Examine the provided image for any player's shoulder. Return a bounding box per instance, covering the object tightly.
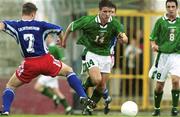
[111,17,121,25]
[79,15,96,21]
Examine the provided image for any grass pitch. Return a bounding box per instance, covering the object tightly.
[4,114,175,117]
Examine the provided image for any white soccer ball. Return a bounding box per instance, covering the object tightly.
[121,101,138,116]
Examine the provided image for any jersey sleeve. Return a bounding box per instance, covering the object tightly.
[113,19,125,36]
[3,20,19,40]
[70,16,90,32]
[41,21,63,34]
[150,18,161,41]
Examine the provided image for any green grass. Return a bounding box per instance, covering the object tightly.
[2,114,175,117]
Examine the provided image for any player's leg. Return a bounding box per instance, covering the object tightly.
[91,56,112,107]
[83,53,111,115]
[45,77,72,113]
[34,76,56,101]
[82,67,102,115]
[171,75,179,116]
[152,81,164,116]
[101,73,112,114]
[52,88,72,114]
[81,52,102,91]
[149,53,169,116]
[1,73,24,115]
[83,76,95,93]
[58,62,96,109]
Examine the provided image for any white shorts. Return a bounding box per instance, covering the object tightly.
[81,51,112,73]
[37,75,59,88]
[149,53,180,82]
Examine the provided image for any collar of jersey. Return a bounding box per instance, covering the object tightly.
[95,15,112,28]
[163,13,179,23]
[21,19,34,21]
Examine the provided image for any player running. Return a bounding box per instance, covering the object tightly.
[62,0,128,115]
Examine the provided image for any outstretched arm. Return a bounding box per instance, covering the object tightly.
[0,22,5,30]
[117,32,128,44]
[61,23,72,48]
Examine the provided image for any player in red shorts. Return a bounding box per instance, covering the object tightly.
[0,2,95,116]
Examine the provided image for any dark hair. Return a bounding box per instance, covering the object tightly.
[99,0,113,10]
[111,3,117,11]
[166,0,178,6]
[22,2,38,15]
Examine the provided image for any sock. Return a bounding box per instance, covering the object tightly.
[83,77,95,90]
[171,89,179,108]
[2,88,15,112]
[67,72,87,97]
[59,98,69,108]
[41,87,55,99]
[91,89,103,104]
[103,89,109,100]
[154,90,163,109]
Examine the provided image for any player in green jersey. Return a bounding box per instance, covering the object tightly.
[34,35,72,114]
[62,0,128,115]
[149,0,180,116]
[81,3,117,115]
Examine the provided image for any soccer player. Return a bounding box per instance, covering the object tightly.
[34,35,72,114]
[82,3,118,115]
[0,2,95,116]
[149,0,180,116]
[62,0,128,115]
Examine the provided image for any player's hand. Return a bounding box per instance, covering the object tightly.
[56,39,65,48]
[117,32,128,44]
[151,44,159,52]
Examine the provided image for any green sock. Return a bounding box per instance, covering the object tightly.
[41,87,54,99]
[171,89,180,108]
[59,98,69,108]
[154,91,163,108]
[83,77,95,90]
[90,89,103,104]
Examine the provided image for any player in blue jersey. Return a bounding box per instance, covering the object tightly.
[0,2,95,116]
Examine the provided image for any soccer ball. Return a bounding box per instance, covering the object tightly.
[121,101,138,116]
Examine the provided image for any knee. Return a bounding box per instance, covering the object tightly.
[34,83,42,92]
[172,78,179,89]
[92,77,102,86]
[62,66,73,76]
[155,82,164,92]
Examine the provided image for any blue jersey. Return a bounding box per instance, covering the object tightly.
[3,20,63,58]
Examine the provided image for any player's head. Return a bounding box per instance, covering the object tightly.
[111,3,117,16]
[22,2,38,18]
[98,0,113,22]
[165,0,178,17]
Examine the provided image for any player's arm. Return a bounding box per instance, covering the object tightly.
[117,32,128,44]
[62,23,72,48]
[150,40,159,52]
[56,30,64,47]
[0,21,5,30]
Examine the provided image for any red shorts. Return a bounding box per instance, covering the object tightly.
[16,54,62,83]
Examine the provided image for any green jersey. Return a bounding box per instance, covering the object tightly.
[150,15,180,53]
[70,15,124,56]
[48,44,64,60]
